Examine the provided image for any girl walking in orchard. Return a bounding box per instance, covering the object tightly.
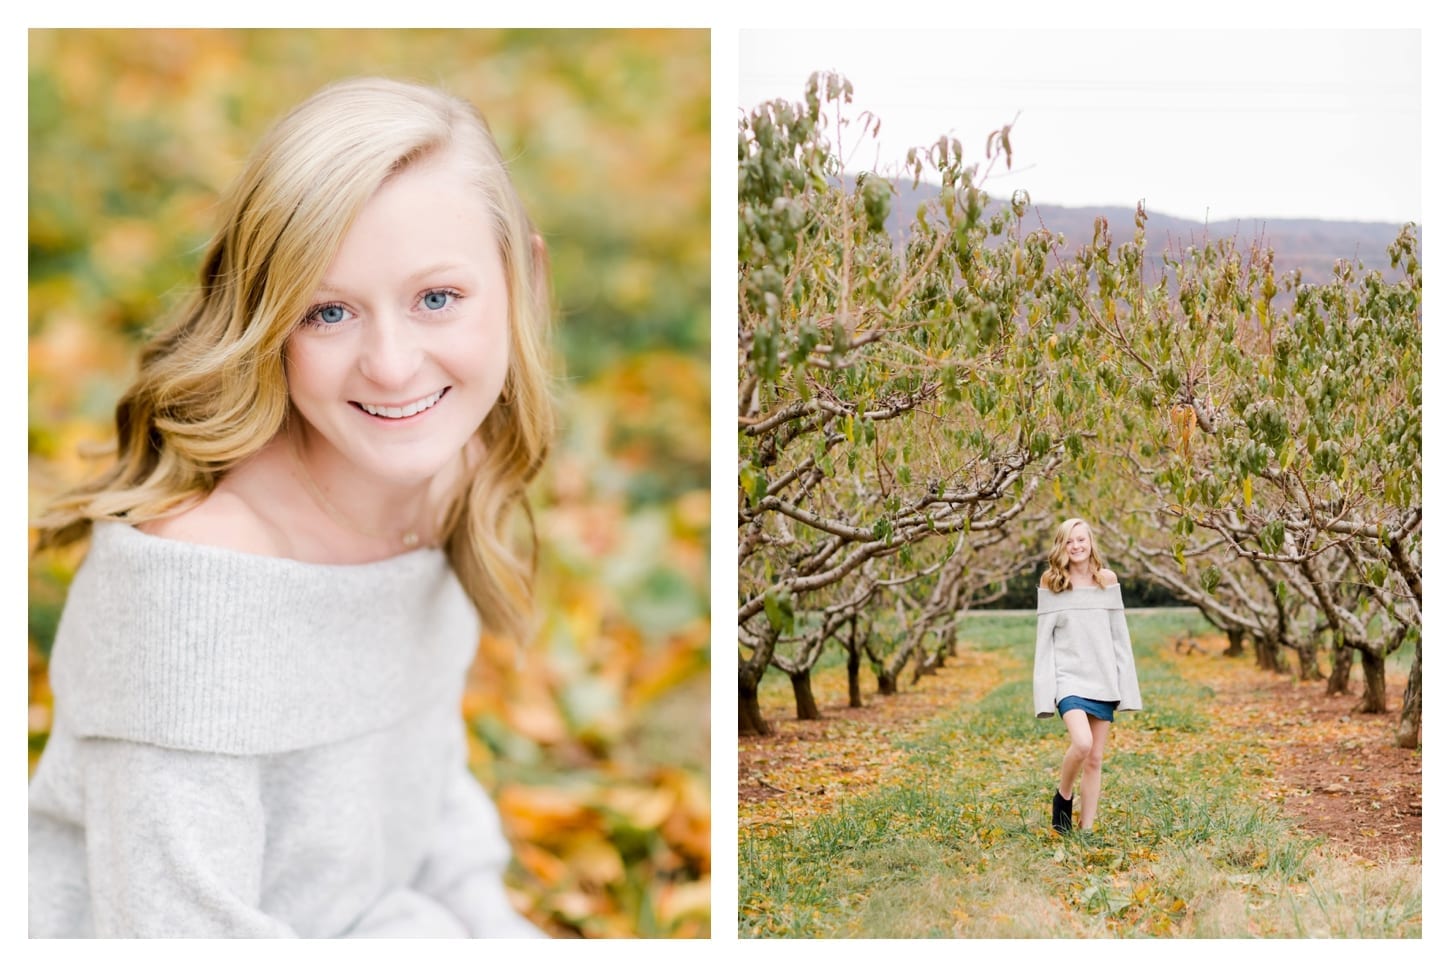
[1034,518,1143,834]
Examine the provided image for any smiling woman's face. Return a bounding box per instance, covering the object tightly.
[1066,523,1092,565]
[283,147,510,487]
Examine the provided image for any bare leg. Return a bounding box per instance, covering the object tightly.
[1057,709,1093,799]
[1077,717,1112,830]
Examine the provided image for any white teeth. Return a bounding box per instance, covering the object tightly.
[359,389,444,419]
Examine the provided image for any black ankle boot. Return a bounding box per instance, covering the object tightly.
[1052,790,1073,833]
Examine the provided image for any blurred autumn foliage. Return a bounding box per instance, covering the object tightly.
[28,29,709,938]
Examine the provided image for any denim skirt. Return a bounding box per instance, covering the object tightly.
[1057,695,1119,722]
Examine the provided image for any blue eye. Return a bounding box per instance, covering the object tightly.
[303,303,349,327]
[422,290,457,311]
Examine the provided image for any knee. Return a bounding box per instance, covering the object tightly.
[1067,735,1093,760]
[1084,748,1105,772]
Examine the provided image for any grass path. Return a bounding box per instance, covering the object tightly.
[737,610,1421,938]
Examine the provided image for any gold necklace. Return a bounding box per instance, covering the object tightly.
[289,433,423,549]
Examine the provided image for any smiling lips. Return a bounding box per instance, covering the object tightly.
[354,387,448,420]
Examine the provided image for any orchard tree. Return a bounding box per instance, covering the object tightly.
[764,565,884,720]
[737,73,1096,735]
[1079,206,1421,745]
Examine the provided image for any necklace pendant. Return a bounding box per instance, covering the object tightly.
[402,531,420,548]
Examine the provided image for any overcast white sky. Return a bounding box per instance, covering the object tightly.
[740,28,1421,224]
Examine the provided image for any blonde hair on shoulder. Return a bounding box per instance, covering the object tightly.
[34,76,555,644]
[1041,517,1110,593]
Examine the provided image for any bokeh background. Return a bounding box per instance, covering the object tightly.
[27,28,709,938]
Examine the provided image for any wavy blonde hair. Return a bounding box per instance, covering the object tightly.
[34,77,555,643]
[1040,517,1111,593]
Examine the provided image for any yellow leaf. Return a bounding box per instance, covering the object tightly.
[600,785,677,830]
[498,785,598,840]
[566,837,626,886]
[654,879,711,927]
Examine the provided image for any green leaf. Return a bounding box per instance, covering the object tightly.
[1200,565,1221,595]
[763,587,794,634]
[740,464,768,503]
[1259,520,1285,555]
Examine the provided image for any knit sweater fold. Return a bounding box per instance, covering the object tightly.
[29,522,543,939]
[1032,584,1143,719]
[49,521,473,755]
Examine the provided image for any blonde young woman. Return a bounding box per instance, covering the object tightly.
[29,78,553,938]
[1034,518,1142,835]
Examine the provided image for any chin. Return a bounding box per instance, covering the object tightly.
[351,443,465,487]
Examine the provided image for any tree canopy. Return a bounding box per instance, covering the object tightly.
[737,73,1420,747]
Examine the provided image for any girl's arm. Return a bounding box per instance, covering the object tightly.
[78,737,479,938]
[410,727,545,938]
[1108,608,1144,711]
[1032,609,1058,719]
[80,738,298,937]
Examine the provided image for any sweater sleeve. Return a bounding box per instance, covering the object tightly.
[80,738,297,938]
[341,888,472,937]
[1032,610,1058,719]
[410,743,544,937]
[1109,607,1144,712]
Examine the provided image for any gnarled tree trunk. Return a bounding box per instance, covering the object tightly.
[846,632,863,708]
[910,649,942,685]
[1395,636,1421,748]
[789,669,820,720]
[1253,633,1286,674]
[739,671,773,736]
[1354,649,1387,714]
[1224,627,1244,658]
[1326,634,1354,696]
[1291,640,1324,681]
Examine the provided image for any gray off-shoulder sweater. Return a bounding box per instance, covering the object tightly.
[29,521,544,938]
[1032,584,1143,719]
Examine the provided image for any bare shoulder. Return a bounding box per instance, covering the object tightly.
[1098,568,1120,587]
[1039,571,1052,589]
[138,487,287,557]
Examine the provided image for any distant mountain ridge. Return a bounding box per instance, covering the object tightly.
[883,178,1413,287]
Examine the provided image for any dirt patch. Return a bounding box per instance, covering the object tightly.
[1177,645,1421,862]
[738,702,883,803]
[739,650,1004,825]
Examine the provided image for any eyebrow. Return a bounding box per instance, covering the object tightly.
[312,261,476,296]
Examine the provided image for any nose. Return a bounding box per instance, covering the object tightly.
[358,314,423,388]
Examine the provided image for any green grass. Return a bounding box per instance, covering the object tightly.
[738,609,1421,938]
